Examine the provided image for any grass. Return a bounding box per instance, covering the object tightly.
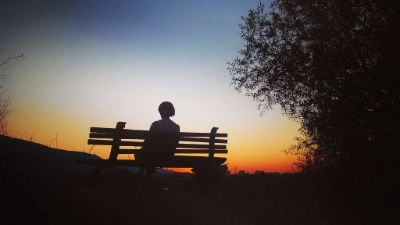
[0,135,388,225]
[2,168,363,225]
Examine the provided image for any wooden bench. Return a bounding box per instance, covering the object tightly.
[81,122,229,179]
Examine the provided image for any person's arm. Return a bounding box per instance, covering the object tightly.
[149,121,158,132]
[141,121,157,150]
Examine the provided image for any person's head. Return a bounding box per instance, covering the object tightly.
[158,101,175,119]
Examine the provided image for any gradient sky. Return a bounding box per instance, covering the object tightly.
[1,0,300,173]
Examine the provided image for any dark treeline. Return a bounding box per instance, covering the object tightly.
[229,1,399,223]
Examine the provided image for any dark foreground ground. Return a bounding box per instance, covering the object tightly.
[0,135,389,225]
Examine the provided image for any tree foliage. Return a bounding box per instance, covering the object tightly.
[228,0,400,173]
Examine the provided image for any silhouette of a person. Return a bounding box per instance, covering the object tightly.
[138,101,180,186]
[149,101,180,133]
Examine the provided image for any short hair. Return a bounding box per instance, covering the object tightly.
[158,101,175,118]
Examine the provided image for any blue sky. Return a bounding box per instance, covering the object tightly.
[1,0,300,173]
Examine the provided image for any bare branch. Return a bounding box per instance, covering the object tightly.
[0,54,24,67]
[0,53,23,135]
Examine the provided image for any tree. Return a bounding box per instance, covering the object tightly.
[0,54,23,135]
[228,0,400,174]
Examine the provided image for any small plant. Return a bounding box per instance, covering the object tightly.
[0,54,23,135]
[0,94,11,135]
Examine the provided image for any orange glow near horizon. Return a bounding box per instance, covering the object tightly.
[8,105,301,174]
[3,0,301,174]
[7,85,301,174]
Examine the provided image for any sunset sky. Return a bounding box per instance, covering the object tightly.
[1,0,300,173]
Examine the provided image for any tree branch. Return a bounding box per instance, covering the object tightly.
[0,54,24,67]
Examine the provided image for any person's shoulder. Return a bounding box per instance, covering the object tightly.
[150,120,161,131]
[170,119,179,126]
[172,120,180,131]
[152,119,162,125]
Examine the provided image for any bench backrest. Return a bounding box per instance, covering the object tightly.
[87,122,228,160]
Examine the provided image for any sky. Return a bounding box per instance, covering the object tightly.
[1,0,300,173]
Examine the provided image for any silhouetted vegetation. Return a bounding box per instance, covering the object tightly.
[2,135,371,225]
[229,1,398,221]
[0,54,23,134]
[229,0,399,174]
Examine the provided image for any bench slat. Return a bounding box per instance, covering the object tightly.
[90,128,149,139]
[115,149,228,154]
[89,133,117,139]
[89,134,227,144]
[90,127,117,133]
[179,137,227,143]
[177,143,226,149]
[88,139,227,150]
[78,156,227,168]
[89,132,147,139]
[153,156,227,167]
[90,127,227,138]
[180,132,227,138]
[88,139,143,146]
[175,149,228,154]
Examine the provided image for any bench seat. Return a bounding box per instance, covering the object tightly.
[83,122,229,179]
[79,156,226,168]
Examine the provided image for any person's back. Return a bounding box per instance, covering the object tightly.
[142,101,180,159]
[138,101,180,185]
[149,118,180,133]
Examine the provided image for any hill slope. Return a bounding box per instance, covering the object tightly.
[0,135,101,175]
